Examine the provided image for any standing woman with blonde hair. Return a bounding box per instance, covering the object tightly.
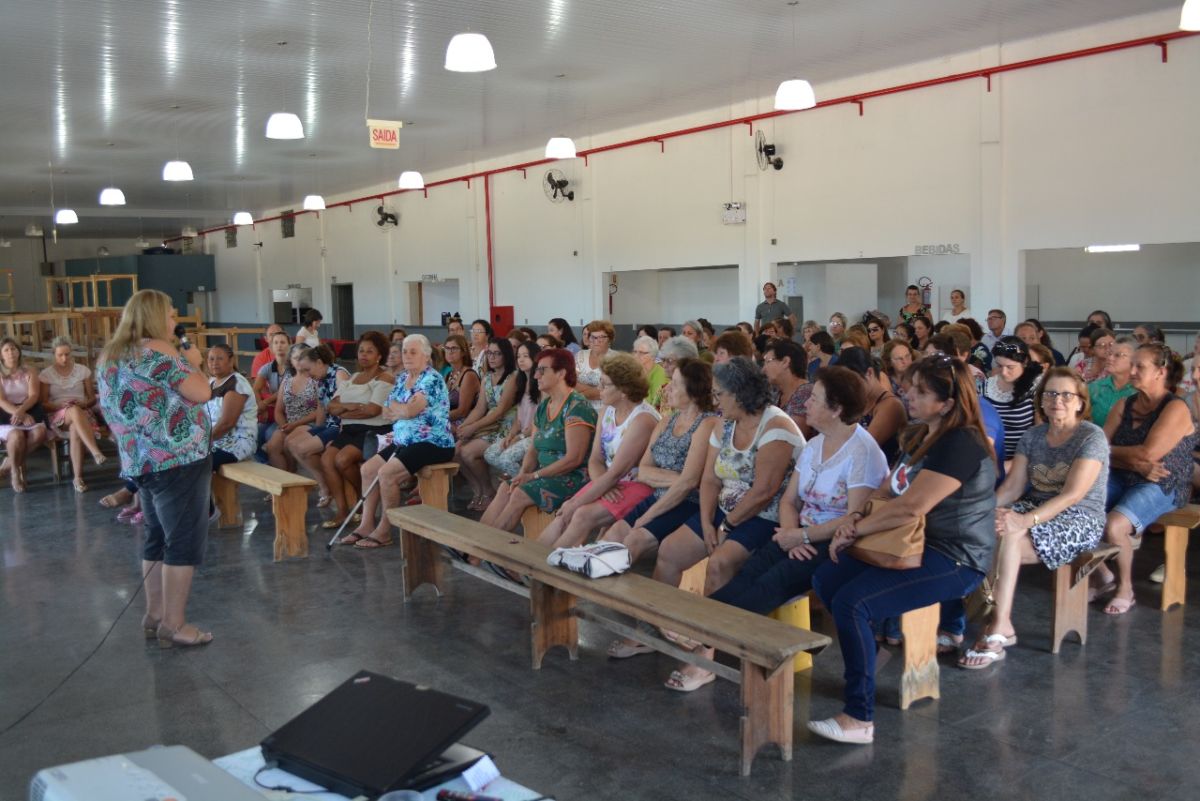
[0,337,48,492]
[97,289,214,647]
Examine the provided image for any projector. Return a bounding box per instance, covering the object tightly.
[29,745,264,801]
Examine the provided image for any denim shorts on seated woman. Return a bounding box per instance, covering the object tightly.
[682,507,777,552]
[1106,474,1180,535]
[622,497,700,542]
[308,423,341,446]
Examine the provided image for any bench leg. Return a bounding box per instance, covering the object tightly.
[1162,525,1189,611]
[739,660,793,777]
[529,580,577,669]
[271,487,311,561]
[899,603,940,710]
[1051,563,1088,653]
[679,557,709,595]
[400,527,444,599]
[417,471,451,512]
[520,507,553,539]
[211,472,243,528]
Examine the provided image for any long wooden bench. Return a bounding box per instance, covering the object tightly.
[212,462,318,560]
[1051,544,1120,652]
[388,504,831,776]
[1155,505,1200,611]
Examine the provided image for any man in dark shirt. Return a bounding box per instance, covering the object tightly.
[754,282,795,335]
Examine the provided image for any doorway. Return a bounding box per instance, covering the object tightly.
[331,283,355,340]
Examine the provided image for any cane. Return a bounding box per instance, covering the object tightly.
[326,450,398,550]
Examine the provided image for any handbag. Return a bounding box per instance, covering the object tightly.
[846,498,925,569]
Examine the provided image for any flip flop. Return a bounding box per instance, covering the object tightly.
[664,668,715,692]
[958,632,1015,669]
[1103,596,1136,616]
[337,532,365,545]
[607,640,653,659]
[354,536,394,549]
[936,633,964,654]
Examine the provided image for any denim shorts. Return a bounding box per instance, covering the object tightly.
[622,497,700,542]
[308,423,341,446]
[682,506,777,551]
[1106,474,1179,534]
[134,455,212,566]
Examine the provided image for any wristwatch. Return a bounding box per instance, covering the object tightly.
[801,528,812,546]
[717,520,731,536]
[533,471,541,481]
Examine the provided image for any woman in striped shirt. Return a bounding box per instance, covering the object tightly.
[983,337,1043,463]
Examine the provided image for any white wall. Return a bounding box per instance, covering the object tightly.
[209,9,1200,330]
[420,280,460,326]
[607,267,738,327]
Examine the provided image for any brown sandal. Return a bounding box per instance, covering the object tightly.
[354,535,394,549]
[156,623,214,649]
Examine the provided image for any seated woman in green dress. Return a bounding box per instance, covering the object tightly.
[480,348,598,532]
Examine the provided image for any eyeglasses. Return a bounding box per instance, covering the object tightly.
[1043,390,1080,404]
[534,366,552,376]
[987,314,1004,321]
[589,334,610,342]
[471,328,487,335]
[867,327,882,334]
[486,349,503,357]
[761,357,778,364]
[444,345,461,352]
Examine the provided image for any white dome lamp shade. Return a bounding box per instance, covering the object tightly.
[445,32,496,72]
[1183,0,1200,30]
[265,112,305,140]
[98,187,126,206]
[162,160,194,181]
[774,78,817,111]
[302,194,326,211]
[55,208,79,225]
[398,171,425,190]
[544,136,577,159]
[232,211,254,226]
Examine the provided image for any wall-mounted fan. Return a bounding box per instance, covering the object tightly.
[544,169,575,202]
[755,129,784,171]
[375,204,399,229]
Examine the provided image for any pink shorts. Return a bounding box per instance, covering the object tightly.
[582,480,655,520]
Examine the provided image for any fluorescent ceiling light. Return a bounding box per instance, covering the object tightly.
[398,171,425,190]
[303,194,326,211]
[445,33,496,72]
[98,187,126,206]
[774,78,817,111]
[265,112,305,139]
[55,209,79,225]
[232,211,254,226]
[1182,0,1200,31]
[162,160,194,181]
[545,137,577,159]
[1084,244,1140,253]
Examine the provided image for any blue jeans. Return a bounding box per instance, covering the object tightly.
[813,548,985,722]
[709,541,829,615]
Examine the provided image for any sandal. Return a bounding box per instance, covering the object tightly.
[141,615,161,639]
[156,623,214,649]
[664,668,716,692]
[129,511,145,525]
[321,518,348,530]
[354,535,394,549]
[92,452,108,466]
[936,632,964,654]
[1103,596,1136,616]
[0,457,9,477]
[337,532,365,545]
[116,506,139,522]
[957,633,1014,669]
[607,639,653,659]
[316,495,333,508]
[73,478,88,494]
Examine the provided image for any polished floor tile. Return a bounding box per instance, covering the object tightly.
[3,464,1200,800]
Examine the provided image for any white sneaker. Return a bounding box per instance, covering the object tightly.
[807,717,874,744]
[1150,563,1165,583]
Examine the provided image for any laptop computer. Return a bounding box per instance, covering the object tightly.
[260,670,490,799]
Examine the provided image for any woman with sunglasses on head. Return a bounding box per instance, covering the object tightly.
[456,337,519,511]
[1090,343,1195,615]
[960,368,1109,668]
[984,336,1043,463]
[807,355,995,743]
[864,315,890,359]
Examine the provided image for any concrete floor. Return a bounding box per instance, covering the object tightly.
[3,460,1200,801]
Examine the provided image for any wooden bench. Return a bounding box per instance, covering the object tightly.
[520,507,554,539]
[388,505,830,776]
[415,462,459,511]
[1051,544,1120,653]
[899,603,939,709]
[212,462,318,560]
[1155,505,1200,611]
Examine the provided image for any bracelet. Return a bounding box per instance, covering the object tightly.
[850,510,864,521]
[1032,513,1041,527]
[801,528,812,546]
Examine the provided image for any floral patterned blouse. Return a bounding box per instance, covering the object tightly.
[390,367,454,449]
[98,346,211,478]
[708,405,806,522]
[280,373,319,423]
[315,365,351,428]
[598,402,660,481]
[532,391,598,469]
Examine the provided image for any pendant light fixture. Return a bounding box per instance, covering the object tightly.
[162,105,194,181]
[398,171,425,190]
[98,142,126,205]
[232,211,254,226]
[774,2,817,111]
[55,209,79,225]
[266,42,306,139]
[1183,0,1200,30]
[545,136,577,160]
[302,153,325,210]
[445,32,496,72]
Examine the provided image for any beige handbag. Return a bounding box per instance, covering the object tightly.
[847,498,925,570]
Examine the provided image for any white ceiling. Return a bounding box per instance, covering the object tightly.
[0,0,1180,240]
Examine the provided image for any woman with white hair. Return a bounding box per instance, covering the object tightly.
[631,335,668,407]
[340,334,454,549]
[39,335,106,492]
